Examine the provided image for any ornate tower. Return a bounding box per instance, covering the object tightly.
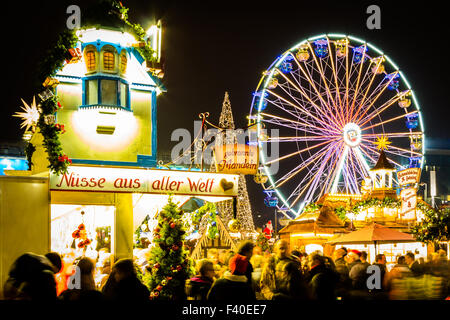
[214,92,255,234]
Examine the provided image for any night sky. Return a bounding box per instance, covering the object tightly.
[2,1,449,228]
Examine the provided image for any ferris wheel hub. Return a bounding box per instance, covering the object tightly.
[342,123,362,147]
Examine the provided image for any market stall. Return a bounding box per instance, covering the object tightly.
[327,222,426,265]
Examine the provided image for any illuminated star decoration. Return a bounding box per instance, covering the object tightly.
[13,96,41,132]
[375,135,391,150]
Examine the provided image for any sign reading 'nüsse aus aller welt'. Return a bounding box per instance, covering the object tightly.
[50,166,239,196]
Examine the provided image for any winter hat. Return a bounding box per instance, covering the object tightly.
[229,254,249,275]
[347,249,361,259]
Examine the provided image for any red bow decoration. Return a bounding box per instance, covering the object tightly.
[58,154,72,164]
[55,123,66,134]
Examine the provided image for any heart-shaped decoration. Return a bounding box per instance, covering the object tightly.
[220,179,234,191]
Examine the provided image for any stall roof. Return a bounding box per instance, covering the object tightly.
[327,222,416,244]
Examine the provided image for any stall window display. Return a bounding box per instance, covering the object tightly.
[51,204,114,260]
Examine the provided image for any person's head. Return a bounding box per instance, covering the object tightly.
[197,259,215,280]
[274,240,289,259]
[112,259,137,282]
[207,248,219,262]
[291,250,301,259]
[101,258,111,274]
[333,247,347,261]
[76,257,95,276]
[228,254,248,276]
[253,246,262,256]
[45,252,63,274]
[405,252,415,265]
[308,253,325,269]
[72,257,96,290]
[375,254,386,265]
[360,251,368,262]
[237,241,255,260]
[346,250,361,263]
[397,255,406,265]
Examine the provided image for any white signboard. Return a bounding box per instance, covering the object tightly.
[397,168,421,186]
[214,144,259,175]
[400,188,417,217]
[50,166,239,197]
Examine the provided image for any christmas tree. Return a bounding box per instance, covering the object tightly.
[144,196,194,300]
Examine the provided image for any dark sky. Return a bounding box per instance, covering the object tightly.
[2,1,449,228]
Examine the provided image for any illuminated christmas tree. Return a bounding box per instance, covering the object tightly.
[144,196,194,300]
[214,92,256,234]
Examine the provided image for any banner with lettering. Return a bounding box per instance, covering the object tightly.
[397,168,421,186]
[214,144,259,175]
[400,188,417,217]
[50,166,239,196]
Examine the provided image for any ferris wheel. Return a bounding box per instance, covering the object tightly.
[249,34,425,218]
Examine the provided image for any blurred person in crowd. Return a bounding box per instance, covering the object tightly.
[405,252,424,277]
[207,254,256,301]
[260,239,300,300]
[3,253,57,301]
[59,257,104,301]
[185,259,215,300]
[333,247,350,299]
[360,251,370,268]
[236,240,255,285]
[250,254,264,299]
[207,248,219,264]
[102,258,150,302]
[215,249,235,278]
[272,259,310,300]
[45,252,66,296]
[97,256,111,290]
[368,254,388,299]
[305,253,338,300]
[384,255,411,298]
[346,249,369,299]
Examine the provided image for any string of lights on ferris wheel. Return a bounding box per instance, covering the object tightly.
[249,33,425,218]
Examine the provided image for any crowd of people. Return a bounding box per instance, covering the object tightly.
[2,239,450,301]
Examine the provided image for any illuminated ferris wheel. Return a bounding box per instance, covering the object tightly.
[249,34,425,217]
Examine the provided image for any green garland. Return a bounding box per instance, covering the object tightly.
[25,1,157,175]
[331,197,401,221]
[335,206,347,221]
[350,197,401,215]
[411,203,449,244]
[191,202,218,240]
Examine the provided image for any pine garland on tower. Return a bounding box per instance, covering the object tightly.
[144,196,194,300]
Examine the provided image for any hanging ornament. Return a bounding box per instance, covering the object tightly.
[55,124,66,134]
[170,222,176,229]
[44,114,56,125]
[38,88,54,102]
[42,77,60,88]
[65,48,82,64]
[228,219,241,232]
[13,96,41,132]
